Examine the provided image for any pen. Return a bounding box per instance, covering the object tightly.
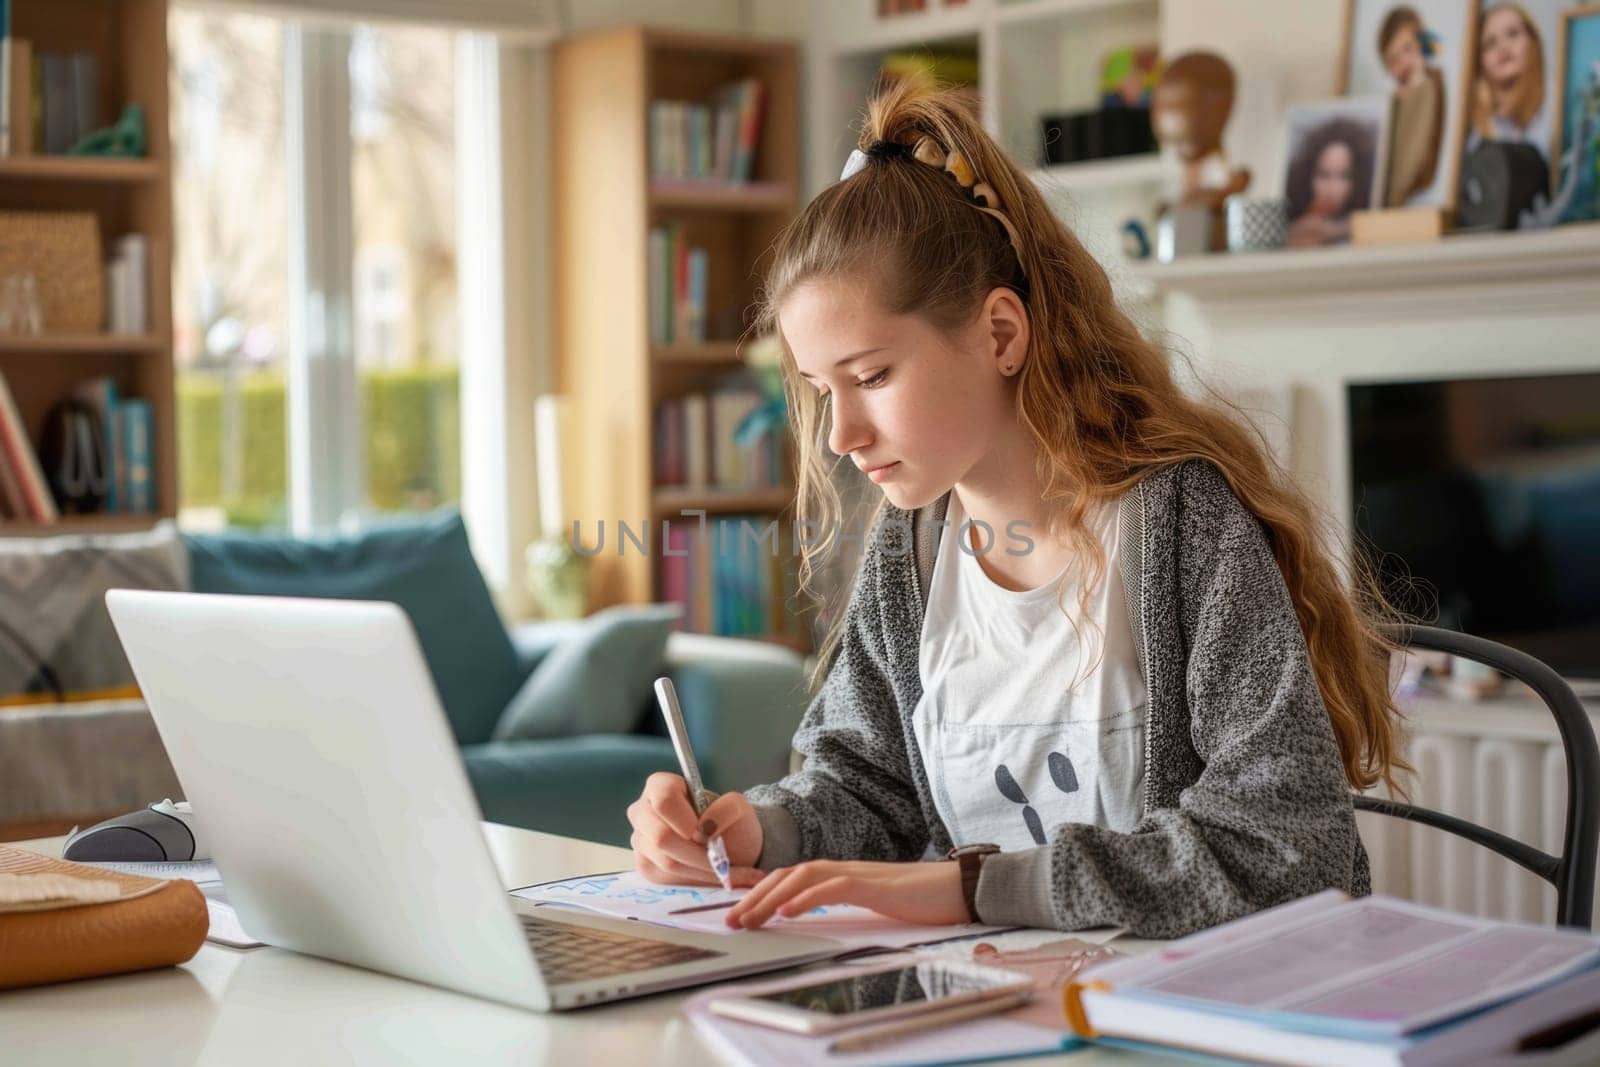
[825,990,1033,1054]
[653,677,734,892]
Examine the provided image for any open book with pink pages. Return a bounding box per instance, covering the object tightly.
[1067,890,1600,1067]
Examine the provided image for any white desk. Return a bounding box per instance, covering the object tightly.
[2,824,1169,1067]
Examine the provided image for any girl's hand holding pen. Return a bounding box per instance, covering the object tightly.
[627,772,765,887]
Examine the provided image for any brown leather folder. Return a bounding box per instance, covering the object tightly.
[0,844,209,990]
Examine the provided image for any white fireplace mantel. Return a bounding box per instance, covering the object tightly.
[1122,224,1600,328]
[1115,224,1600,539]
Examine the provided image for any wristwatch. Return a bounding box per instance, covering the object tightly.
[947,843,1001,922]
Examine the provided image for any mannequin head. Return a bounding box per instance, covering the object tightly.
[1151,52,1237,161]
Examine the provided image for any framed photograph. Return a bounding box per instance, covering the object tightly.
[1281,96,1393,247]
[1340,1,1475,209]
[1553,6,1600,222]
[1465,0,1587,225]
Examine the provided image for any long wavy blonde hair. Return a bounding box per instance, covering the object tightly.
[750,80,1410,795]
[1472,3,1546,138]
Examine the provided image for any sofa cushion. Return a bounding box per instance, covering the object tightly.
[491,603,680,741]
[184,509,521,746]
[0,522,189,706]
[462,734,681,847]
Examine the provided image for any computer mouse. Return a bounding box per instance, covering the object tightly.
[62,798,210,862]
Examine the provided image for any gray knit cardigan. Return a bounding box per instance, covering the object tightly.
[745,459,1370,939]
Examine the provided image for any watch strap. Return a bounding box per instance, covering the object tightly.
[947,844,1000,922]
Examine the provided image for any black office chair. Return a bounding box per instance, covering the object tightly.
[1355,624,1600,930]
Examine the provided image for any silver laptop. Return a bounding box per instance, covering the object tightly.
[104,589,841,1012]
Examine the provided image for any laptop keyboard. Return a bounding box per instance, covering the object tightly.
[518,913,724,985]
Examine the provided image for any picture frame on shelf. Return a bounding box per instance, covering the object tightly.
[1282,95,1392,248]
[1553,5,1600,223]
[1340,0,1474,210]
[1455,0,1585,228]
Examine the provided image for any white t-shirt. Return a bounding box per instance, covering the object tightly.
[913,494,1148,852]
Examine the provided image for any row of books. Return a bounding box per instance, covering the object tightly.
[647,77,765,183]
[648,223,708,346]
[659,514,808,642]
[0,372,154,523]
[0,39,102,157]
[653,387,785,490]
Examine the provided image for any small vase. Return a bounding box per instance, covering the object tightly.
[525,536,590,619]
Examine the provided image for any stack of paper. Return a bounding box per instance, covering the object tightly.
[1071,890,1600,1066]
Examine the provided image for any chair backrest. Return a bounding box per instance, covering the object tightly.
[1355,624,1600,929]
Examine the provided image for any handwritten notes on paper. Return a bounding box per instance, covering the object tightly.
[510,871,1017,951]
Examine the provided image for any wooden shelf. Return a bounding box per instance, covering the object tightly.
[996,0,1157,27]
[839,5,983,54]
[0,514,165,537]
[648,179,795,213]
[0,333,167,355]
[0,156,162,184]
[651,485,794,516]
[652,341,746,365]
[1029,153,1163,194]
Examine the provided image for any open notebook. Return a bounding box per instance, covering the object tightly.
[510,870,1020,955]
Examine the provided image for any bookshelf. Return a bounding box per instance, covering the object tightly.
[553,26,806,648]
[0,0,173,532]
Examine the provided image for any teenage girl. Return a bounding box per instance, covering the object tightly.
[626,81,1407,939]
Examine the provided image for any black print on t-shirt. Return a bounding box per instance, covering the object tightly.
[994,753,1080,845]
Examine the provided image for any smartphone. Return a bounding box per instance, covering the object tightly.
[705,959,1034,1035]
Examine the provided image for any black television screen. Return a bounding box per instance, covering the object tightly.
[1348,372,1600,679]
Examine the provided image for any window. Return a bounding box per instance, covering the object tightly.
[171,7,460,531]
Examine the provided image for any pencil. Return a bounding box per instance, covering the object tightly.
[826,990,1033,1054]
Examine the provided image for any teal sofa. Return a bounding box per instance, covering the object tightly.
[183,511,811,848]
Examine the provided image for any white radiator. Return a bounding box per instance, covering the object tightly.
[1358,691,1600,926]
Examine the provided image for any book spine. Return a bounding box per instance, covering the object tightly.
[734,79,765,182]
[662,524,690,630]
[673,238,689,345]
[670,102,686,180]
[647,227,665,343]
[648,101,666,180]
[662,223,675,343]
[0,430,26,518]
[665,399,683,484]
[687,247,707,345]
[72,376,119,513]
[713,101,735,181]
[0,369,56,521]
[692,518,712,632]
[67,51,95,149]
[688,104,702,179]
[0,37,13,157]
[120,398,153,513]
[698,106,713,178]
[8,38,27,157]
[40,52,68,154]
[116,234,149,335]
[683,394,708,488]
